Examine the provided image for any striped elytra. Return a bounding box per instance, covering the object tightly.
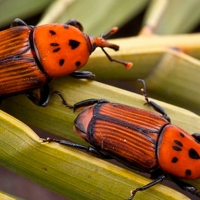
[74,102,169,170]
[0,26,47,96]
[74,101,200,179]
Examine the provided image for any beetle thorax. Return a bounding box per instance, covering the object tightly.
[157,125,200,179]
[33,24,90,77]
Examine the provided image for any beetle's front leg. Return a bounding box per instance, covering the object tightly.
[171,175,200,197]
[73,98,109,111]
[65,19,83,31]
[69,70,95,80]
[54,91,109,111]
[127,175,166,200]
[10,18,28,27]
[138,79,171,122]
[192,133,200,142]
[26,84,50,107]
[43,138,111,158]
[0,97,4,105]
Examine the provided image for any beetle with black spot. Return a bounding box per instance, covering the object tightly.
[0,18,132,106]
[44,80,200,199]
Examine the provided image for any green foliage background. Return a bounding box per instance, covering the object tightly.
[0,0,200,200]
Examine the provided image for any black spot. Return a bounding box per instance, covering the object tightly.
[75,61,81,67]
[174,140,183,147]
[53,48,61,52]
[49,30,56,35]
[63,24,69,29]
[185,169,192,176]
[172,146,182,151]
[69,39,80,49]
[171,157,178,163]
[59,59,65,66]
[50,43,59,46]
[180,132,185,138]
[189,148,200,159]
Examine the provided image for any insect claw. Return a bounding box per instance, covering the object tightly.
[53,91,74,109]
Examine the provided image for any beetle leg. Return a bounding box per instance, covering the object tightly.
[43,138,112,158]
[191,133,200,142]
[127,175,166,200]
[10,18,34,29]
[69,70,95,80]
[138,79,171,122]
[0,97,3,104]
[65,19,83,31]
[26,84,50,107]
[53,91,74,109]
[73,99,109,111]
[53,91,109,111]
[170,175,200,197]
[10,18,28,27]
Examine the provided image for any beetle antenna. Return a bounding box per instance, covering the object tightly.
[101,27,132,69]
[90,27,133,69]
[137,79,170,121]
[100,27,118,39]
[101,47,132,69]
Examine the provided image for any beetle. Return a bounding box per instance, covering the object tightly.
[44,79,200,199]
[0,18,132,106]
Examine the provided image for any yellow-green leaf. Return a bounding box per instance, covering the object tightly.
[0,78,197,199]
[0,191,24,200]
[0,0,53,28]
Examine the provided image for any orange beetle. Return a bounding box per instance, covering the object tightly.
[45,80,200,199]
[0,18,132,106]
